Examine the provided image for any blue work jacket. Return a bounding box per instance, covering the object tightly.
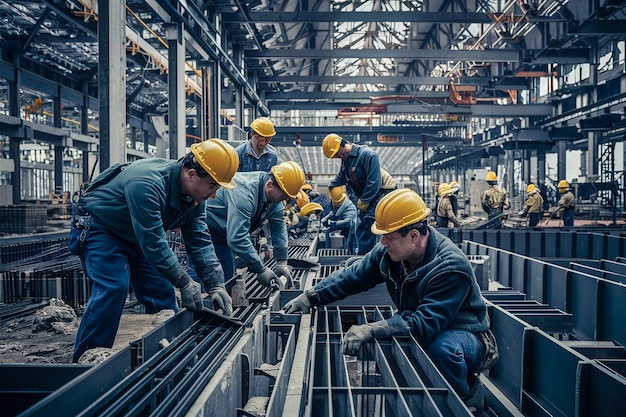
[82,158,221,284]
[205,171,288,273]
[328,144,381,205]
[235,141,278,172]
[309,226,489,346]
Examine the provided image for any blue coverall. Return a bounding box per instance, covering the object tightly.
[74,159,223,362]
[328,144,391,255]
[205,171,289,285]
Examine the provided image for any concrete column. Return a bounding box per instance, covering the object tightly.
[167,22,186,159]
[98,0,126,169]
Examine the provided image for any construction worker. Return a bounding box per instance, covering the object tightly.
[235,116,278,172]
[69,139,238,363]
[285,189,312,238]
[302,183,332,217]
[283,189,498,411]
[480,171,510,229]
[321,186,358,253]
[556,180,575,227]
[520,184,544,227]
[449,180,461,216]
[436,183,462,228]
[205,161,305,290]
[322,133,397,254]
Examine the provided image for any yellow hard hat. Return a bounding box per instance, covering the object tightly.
[190,138,239,189]
[271,161,305,198]
[322,133,342,158]
[526,184,536,193]
[371,188,431,235]
[485,171,498,182]
[301,183,313,192]
[557,179,570,191]
[449,180,460,191]
[300,202,323,217]
[250,117,276,137]
[296,190,309,208]
[438,183,454,197]
[329,185,347,204]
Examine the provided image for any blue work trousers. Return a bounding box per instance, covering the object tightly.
[563,208,574,227]
[425,329,485,399]
[73,219,177,362]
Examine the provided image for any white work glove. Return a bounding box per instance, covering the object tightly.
[208,284,233,316]
[179,280,203,312]
[283,292,312,314]
[274,260,294,289]
[256,267,280,289]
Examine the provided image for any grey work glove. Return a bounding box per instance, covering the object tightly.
[208,284,233,316]
[275,260,294,289]
[283,292,312,314]
[343,320,391,356]
[256,267,281,289]
[343,316,410,356]
[179,280,203,312]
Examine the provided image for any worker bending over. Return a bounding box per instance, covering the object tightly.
[322,133,396,254]
[205,161,305,290]
[69,139,237,363]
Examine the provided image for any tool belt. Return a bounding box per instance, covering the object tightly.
[68,200,91,256]
[478,329,499,371]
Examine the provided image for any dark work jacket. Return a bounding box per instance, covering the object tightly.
[309,226,489,346]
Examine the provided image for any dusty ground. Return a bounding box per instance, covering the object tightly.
[0,311,157,364]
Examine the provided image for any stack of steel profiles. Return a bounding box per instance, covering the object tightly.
[465,242,626,414]
[288,236,313,248]
[464,241,626,348]
[0,206,48,235]
[488,304,626,416]
[0,233,69,265]
[307,305,475,417]
[459,228,626,260]
[288,244,312,259]
[19,305,252,417]
[0,255,87,308]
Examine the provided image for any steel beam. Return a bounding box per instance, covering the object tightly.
[223,11,564,24]
[247,48,522,62]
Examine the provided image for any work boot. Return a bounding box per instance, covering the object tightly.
[463,378,484,414]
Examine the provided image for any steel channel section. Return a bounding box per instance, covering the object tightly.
[460,229,626,260]
[266,315,300,417]
[475,240,626,347]
[20,347,135,417]
[0,363,91,416]
[307,306,472,417]
[19,309,247,417]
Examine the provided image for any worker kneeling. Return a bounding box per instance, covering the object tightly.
[283,188,498,408]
